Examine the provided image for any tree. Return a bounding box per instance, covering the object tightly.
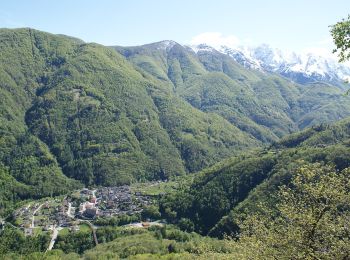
[178,218,195,232]
[141,205,161,221]
[331,15,350,62]
[235,163,350,259]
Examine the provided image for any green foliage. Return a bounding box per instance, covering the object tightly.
[233,163,350,259]
[0,28,268,212]
[54,228,94,254]
[274,118,350,149]
[161,117,350,236]
[2,24,350,259]
[331,15,350,62]
[82,226,234,259]
[116,41,350,143]
[0,226,50,255]
[177,218,195,232]
[94,214,141,227]
[2,28,350,215]
[0,28,82,214]
[141,205,161,220]
[160,153,277,234]
[2,225,233,259]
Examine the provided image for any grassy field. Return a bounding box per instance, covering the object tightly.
[33,227,44,236]
[130,175,193,196]
[59,227,70,236]
[79,223,92,232]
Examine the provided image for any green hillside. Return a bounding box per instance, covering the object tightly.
[1,28,350,259]
[0,29,259,213]
[2,28,350,215]
[160,117,350,235]
[0,28,83,214]
[115,41,350,142]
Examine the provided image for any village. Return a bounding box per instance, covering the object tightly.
[75,185,153,219]
[12,185,156,237]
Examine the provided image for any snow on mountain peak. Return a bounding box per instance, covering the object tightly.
[157,40,177,50]
[187,40,350,84]
[217,43,350,84]
[188,44,217,53]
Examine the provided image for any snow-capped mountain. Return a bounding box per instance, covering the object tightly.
[189,43,217,54]
[156,40,178,50]
[189,43,350,86]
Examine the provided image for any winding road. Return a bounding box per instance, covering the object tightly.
[80,220,99,245]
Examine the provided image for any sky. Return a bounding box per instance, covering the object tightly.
[1,0,349,55]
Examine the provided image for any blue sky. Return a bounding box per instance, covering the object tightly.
[1,0,349,53]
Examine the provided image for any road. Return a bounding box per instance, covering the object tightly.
[46,226,59,251]
[80,220,98,245]
[126,221,164,228]
[31,203,44,228]
[66,202,75,218]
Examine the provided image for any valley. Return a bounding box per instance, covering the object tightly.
[1,24,350,259]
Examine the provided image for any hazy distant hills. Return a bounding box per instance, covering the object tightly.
[1,28,350,213]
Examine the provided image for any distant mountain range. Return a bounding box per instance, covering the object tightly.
[189,43,350,87]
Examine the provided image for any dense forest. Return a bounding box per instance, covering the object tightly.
[1,20,350,259]
[160,118,350,236]
[0,28,259,215]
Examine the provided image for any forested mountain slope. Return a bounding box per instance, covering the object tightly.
[160,117,350,235]
[1,28,350,259]
[115,41,350,142]
[1,28,350,215]
[0,29,258,213]
[0,28,83,214]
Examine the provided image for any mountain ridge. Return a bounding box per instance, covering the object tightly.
[114,39,350,138]
[159,116,350,236]
[190,43,350,86]
[2,28,350,215]
[0,28,261,214]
